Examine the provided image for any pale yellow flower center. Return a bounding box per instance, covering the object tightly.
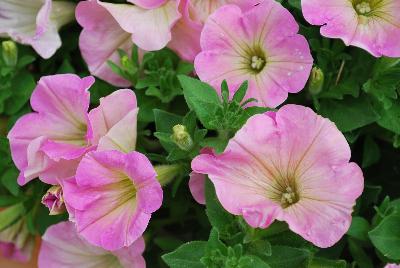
[251,56,265,71]
[356,2,371,14]
[281,186,297,206]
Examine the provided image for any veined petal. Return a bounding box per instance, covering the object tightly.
[62,150,162,250]
[39,221,146,268]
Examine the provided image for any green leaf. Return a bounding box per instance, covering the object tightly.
[362,136,380,168]
[265,246,311,268]
[1,167,20,196]
[4,71,35,115]
[179,75,220,129]
[232,81,249,103]
[369,214,400,260]
[162,241,207,268]
[318,95,379,132]
[348,238,374,268]
[154,109,182,151]
[377,100,400,134]
[347,216,370,242]
[239,255,271,268]
[0,203,25,231]
[309,257,346,268]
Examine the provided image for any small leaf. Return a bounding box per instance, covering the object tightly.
[162,241,207,268]
[232,81,249,103]
[347,216,370,242]
[0,203,25,231]
[369,214,400,260]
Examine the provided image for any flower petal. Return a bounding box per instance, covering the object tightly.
[99,0,181,51]
[76,0,132,86]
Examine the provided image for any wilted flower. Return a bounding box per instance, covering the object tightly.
[194,1,313,108]
[301,0,400,57]
[41,185,66,215]
[39,221,145,267]
[62,150,162,250]
[192,104,364,248]
[0,0,75,58]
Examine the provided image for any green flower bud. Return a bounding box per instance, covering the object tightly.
[171,124,193,151]
[154,164,181,186]
[2,40,18,67]
[308,67,324,95]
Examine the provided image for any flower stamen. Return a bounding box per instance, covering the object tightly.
[355,2,371,15]
[251,55,265,71]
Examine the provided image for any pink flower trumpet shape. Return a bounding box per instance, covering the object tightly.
[192,104,364,248]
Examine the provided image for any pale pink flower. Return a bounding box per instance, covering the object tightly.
[0,0,75,59]
[97,0,181,51]
[39,221,146,268]
[168,0,259,61]
[62,150,162,250]
[192,104,364,248]
[385,263,400,268]
[386,264,400,268]
[0,219,34,263]
[76,0,134,87]
[301,0,400,57]
[194,1,313,108]
[7,74,139,185]
[7,74,95,185]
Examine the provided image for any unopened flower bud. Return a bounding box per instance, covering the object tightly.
[2,41,18,67]
[41,185,66,215]
[154,164,181,186]
[308,67,324,95]
[121,55,137,75]
[171,124,193,151]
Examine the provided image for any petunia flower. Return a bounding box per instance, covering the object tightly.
[301,0,400,57]
[76,0,134,87]
[7,74,139,185]
[192,104,364,248]
[0,0,75,59]
[39,221,145,268]
[0,218,35,263]
[96,0,181,51]
[385,264,400,268]
[7,74,95,185]
[41,185,66,215]
[168,0,259,61]
[62,150,163,250]
[194,1,313,108]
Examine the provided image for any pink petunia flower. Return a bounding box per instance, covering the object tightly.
[168,0,259,61]
[62,150,163,250]
[7,74,139,185]
[39,221,146,268]
[192,104,364,248]
[194,1,313,108]
[7,74,95,185]
[96,0,181,52]
[301,0,400,57]
[386,264,400,268]
[0,219,35,263]
[76,0,134,87]
[0,0,75,59]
